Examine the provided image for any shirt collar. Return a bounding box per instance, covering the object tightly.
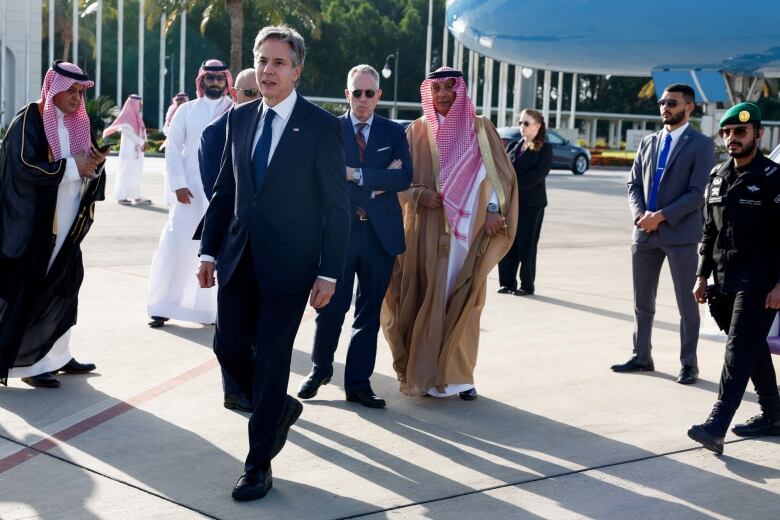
[263,90,297,123]
[350,111,374,128]
[664,122,689,142]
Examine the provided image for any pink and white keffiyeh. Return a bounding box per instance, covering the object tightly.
[40,60,95,160]
[420,67,483,242]
[195,59,234,99]
[102,95,146,151]
[164,92,189,127]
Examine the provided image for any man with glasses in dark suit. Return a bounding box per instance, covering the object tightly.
[297,64,412,408]
[612,83,715,385]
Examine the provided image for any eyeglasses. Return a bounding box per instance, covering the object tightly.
[351,89,376,99]
[519,121,537,127]
[204,74,226,82]
[235,88,259,98]
[656,99,681,108]
[718,126,752,139]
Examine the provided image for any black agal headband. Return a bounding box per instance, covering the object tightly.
[52,60,90,81]
[426,69,464,80]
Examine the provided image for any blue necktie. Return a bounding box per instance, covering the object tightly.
[647,132,673,211]
[252,109,276,189]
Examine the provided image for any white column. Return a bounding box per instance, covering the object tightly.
[591,118,598,147]
[497,62,508,127]
[424,0,433,74]
[117,0,124,105]
[569,72,577,129]
[96,0,102,97]
[481,58,493,119]
[48,0,54,65]
[441,24,448,68]
[616,119,623,148]
[467,50,477,101]
[25,0,30,100]
[158,12,166,129]
[541,69,551,126]
[72,0,78,66]
[512,66,522,125]
[0,0,5,126]
[179,10,186,92]
[138,0,144,100]
[554,71,563,128]
[455,41,463,71]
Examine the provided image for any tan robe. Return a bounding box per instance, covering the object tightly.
[381,116,519,396]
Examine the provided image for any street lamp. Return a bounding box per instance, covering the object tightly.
[382,49,399,119]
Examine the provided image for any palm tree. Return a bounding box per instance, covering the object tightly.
[146,0,321,76]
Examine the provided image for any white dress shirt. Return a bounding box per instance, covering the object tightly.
[251,90,298,163]
[657,122,689,171]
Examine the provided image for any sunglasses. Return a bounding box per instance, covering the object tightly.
[656,99,682,108]
[235,88,259,98]
[718,126,752,139]
[204,74,226,82]
[351,89,376,99]
[519,121,537,127]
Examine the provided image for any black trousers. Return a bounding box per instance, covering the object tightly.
[498,205,545,292]
[715,290,780,432]
[213,248,309,476]
[311,218,394,393]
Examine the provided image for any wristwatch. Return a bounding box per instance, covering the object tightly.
[487,202,500,213]
[352,168,363,183]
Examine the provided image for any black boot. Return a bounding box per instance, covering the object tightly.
[687,401,729,455]
[732,402,780,437]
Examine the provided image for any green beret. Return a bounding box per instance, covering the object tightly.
[720,102,761,127]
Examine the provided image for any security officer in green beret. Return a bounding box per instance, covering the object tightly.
[687,102,780,454]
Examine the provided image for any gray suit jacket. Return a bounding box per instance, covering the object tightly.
[627,125,715,245]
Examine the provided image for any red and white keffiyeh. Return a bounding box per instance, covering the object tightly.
[195,59,234,99]
[164,92,189,127]
[103,95,146,152]
[40,61,95,160]
[420,67,483,242]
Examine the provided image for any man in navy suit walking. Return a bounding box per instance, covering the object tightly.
[297,65,412,408]
[197,26,350,501]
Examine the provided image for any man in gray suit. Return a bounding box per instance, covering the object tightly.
[612,83,715,384]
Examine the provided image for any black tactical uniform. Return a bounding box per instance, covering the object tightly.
[695,151,780,437]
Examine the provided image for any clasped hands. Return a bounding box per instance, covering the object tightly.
[73,146,107,179]
[197,262,336,310]
[345,158,402,180]
[636,210,665,233]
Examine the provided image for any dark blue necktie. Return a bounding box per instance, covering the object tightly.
[647,132,673,211]
[252,108,276,189]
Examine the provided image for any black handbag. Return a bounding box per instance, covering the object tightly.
[706,284,734,333]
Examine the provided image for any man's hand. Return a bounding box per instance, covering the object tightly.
[176,188,195,204]
[693,276,708,304]
[346,166,354,180]
[309,278,336,309]
[197,261,216,288]
[483,211,504,237]
[766,283,780,309]
[637,210,666,232]
[388,159,402,169]
[418,189,443,209]
[74,152,99,178]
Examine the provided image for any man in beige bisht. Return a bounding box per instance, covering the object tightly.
[381,66,518,400]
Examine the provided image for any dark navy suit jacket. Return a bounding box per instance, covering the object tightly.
[199,110,229,200]
[200,96,350,295]
[341,112,412,256]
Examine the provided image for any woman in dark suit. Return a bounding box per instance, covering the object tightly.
[498,109,553,295]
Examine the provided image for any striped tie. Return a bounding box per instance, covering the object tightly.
[355,122,367,164]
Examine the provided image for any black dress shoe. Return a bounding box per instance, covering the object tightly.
[271,395,303,459]
[497,287,514,294]
[513,288,534,296]
[731,413,780,437]
[610,356,654,373]
[21,373,61,388]
[57,358,96,374]
[231,468,273,501]
[224,394,253,413]
[459,387,478,400]
[148,316,168,328]
[346,388,386,408]
[676,365,699,385]
[297,372,331,399]
[687,424,724,455]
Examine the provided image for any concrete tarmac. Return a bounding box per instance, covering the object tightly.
[1,157,778,519]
